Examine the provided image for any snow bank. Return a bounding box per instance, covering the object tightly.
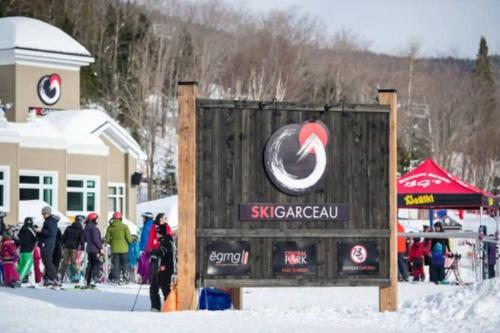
[399,278,500,331]
[1,280,499,333]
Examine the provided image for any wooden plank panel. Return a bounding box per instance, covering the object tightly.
[195,99,391,288]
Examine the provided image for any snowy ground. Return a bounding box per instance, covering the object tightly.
[1,279,499,333]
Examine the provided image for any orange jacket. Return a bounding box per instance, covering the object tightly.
[397,222,406,253]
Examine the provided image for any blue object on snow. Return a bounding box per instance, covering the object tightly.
[437,209,447,219]
[199,288,232,310]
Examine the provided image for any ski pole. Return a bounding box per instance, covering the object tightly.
[131,283,143,312]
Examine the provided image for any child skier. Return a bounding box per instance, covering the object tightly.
[0,231,21,287]
[408,237,425,281]
[128,234,140,283]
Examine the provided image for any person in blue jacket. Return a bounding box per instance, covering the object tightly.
[139,212,154,251]
[137,212,154,283]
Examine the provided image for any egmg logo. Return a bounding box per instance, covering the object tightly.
[37,73,62,106]
[209,250,249,266]
[264,120,330,195]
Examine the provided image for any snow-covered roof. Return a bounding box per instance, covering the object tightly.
[0,17,94,69]
[0,109,146,159]
[47,110,146,160]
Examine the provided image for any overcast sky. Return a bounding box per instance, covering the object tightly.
[234,0,500,59]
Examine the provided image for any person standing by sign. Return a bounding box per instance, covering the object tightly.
[149,223,175,312]
[138,212,154,283]
[430,222,450,284]
[105,211,132,283]
[39,206,60,286]
[397,221,409,282]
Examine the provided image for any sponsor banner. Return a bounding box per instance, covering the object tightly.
[206,240,250,276]
[273,241,317,276]
[239,203,349,221]
[264,120,330,195]
[337,241,380,276]
[398,193,484,208]
[29,107,62,117]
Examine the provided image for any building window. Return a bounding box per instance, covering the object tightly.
[19,171,57,208]
[67,176,99,215]
[108,183,125,215]
[0,166,10,212]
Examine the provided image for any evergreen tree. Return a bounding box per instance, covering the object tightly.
[474,37,497,143]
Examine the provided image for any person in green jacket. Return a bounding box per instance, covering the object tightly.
[105,212,132,283]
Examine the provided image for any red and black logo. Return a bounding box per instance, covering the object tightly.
[37,73,62,106]
[264,120,330,196]
[337,241,380,276]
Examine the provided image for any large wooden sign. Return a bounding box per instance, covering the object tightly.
[194,98,391,287]
[177,82,397,312]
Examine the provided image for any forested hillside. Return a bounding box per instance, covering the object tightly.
[2,0,499,197]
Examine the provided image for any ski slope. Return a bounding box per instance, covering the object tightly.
[1,279,499,333]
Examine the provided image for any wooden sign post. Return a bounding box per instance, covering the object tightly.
[378,89,398,312]
[177,81,198,311]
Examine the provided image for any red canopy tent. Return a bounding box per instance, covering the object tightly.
[398,159,495,209]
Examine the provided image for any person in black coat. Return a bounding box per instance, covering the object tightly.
[17,217,38,282]
[58,215,85,282]
[39,206,60,285]
[18,217,38,253]
[149,224,175,312]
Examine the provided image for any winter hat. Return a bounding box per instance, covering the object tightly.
[41,206,52,215]
[2,231,12,239]
[141,212,154,219]
[112,211,122,220]
[24,217,34,228]
[74,215,85,223]
[86,212,98,223]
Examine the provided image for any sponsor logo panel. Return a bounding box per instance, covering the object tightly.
[337,241,380,276]
[273,241,317,276]
[206,240,250,276]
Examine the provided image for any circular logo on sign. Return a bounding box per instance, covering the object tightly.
[37,73,62,106]
[350,245,368,264]
[264,120,330,195]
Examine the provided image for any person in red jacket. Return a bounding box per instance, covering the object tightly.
[409,237,425,281]
[146,213,173,253]
[0,232,20,287]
